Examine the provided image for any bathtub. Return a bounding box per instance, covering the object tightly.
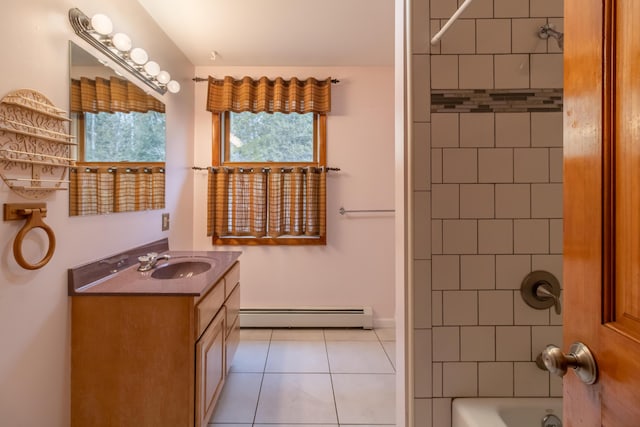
[452,398,562,427]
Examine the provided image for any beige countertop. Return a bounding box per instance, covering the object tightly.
[71,250,241,296]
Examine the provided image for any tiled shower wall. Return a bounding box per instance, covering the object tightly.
[411,0,564,425]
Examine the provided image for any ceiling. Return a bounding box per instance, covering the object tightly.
[136,0,395,67]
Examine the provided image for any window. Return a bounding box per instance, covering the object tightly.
[226,112,314,163]
[206,76,331,245]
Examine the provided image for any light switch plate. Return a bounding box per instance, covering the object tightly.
[162,213,170,231]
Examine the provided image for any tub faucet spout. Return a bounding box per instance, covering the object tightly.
[542,414,562,427]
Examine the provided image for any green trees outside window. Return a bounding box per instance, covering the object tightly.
[228,112,314,162]
[83,111,166,162]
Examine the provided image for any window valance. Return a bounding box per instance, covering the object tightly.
[70,76,165,114]
[206,76,331,114]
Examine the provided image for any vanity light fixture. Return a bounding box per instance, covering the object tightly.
[68,8,181,95]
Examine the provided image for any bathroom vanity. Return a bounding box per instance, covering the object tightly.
[68,240,241,427]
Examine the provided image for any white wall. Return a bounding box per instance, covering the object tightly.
[0,1,194,425]
[193,66,396,324]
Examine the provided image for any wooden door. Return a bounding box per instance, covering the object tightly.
[564,0,640,425]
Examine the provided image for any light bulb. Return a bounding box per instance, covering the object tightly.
[167,80,181,93]
[143,61,160,76]
[129,47,148,65]
[157,70,171,84]
[111,32,132,52]
[91,14,113,36]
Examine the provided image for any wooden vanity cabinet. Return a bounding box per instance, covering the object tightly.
[194,261,241,426]
[224,262,241,373]
[71,261,240,427]
[195,307,225,427]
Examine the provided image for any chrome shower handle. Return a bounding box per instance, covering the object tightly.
[520,270,562,314]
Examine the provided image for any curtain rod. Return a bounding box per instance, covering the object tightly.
[192,77,340,84]
[430,0,474,44]
[192,166,340,171]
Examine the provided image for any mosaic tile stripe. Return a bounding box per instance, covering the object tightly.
[431,88,563,113]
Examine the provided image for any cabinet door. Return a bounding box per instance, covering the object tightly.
[195,307,225,427]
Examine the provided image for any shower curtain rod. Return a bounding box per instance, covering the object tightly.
[430,0,475,44]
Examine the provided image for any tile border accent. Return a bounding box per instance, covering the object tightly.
[431,89,563,113]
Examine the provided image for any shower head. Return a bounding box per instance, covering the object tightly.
[538,24,564,50]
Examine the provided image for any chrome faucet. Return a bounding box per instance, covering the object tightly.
[137,252,171,271]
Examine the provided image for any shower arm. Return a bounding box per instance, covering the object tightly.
[540,26,563,39]
[538,24,564,48]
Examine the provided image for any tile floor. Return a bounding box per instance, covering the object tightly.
[209,327,396,427]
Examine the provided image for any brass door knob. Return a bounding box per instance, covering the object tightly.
[541,342,598,385]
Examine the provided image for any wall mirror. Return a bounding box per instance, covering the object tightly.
[68,41,166,216]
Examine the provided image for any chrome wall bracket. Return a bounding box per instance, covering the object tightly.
[69,8,170,95]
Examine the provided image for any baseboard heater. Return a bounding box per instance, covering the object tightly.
[239,307,373,329]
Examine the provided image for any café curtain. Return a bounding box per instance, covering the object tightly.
[69,166,165,216]
[268,167,326,237]
[207,167,326,240]
[207,168,268,238]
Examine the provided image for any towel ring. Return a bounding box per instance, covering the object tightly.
[12,208,56,270]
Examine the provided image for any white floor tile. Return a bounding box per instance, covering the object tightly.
[332,373,396,425]
[381,340,396,369]
[229,340,270,373]
[255,373,337,424]
[324,328,379,341]
[210,373,262,424]
[240,328,272,340]
[254,425,337,427]
[271,328,325,341]
[265,340,329,373]
[213,328,399,426]
[341,425,395,427]
[375,327,396,341]
[327,341,395,373]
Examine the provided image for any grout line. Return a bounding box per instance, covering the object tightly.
[377,331,397,371]
[324,329,341,424]
[251,330,273,425]
[512,289,516,327]
[529,183,533,218]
